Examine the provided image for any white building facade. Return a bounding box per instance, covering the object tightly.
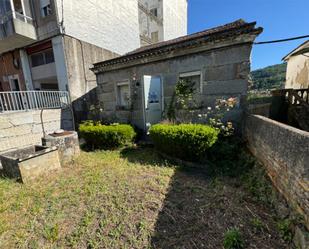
[138,0,188,46]
[0,0,140,100]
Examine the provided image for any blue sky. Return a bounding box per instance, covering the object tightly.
[188,0,309,70]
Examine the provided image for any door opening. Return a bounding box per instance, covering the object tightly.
[142,75,162,130]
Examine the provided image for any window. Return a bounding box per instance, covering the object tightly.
[13,0,23,15]
[40,0,52,17]
[30,49,54,67]
[150,8,158,17]
[45,50,55,64]
[40,83,59,90]
[179,71,202,93]
[116,81,130,109]
[8,75,21,91]
[151,31,159,43]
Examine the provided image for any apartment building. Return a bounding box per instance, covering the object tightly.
[0,0,140,101]
[138,0,188,46]
[0,0,187,103]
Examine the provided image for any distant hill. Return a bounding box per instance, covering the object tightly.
[251,63,287,90]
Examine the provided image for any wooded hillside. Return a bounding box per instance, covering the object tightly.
[251,63,286,90]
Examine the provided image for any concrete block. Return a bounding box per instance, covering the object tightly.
[0,124,32,138]
[42,131,80,166]
[203,80,248,95]
[8,112,33,126]
[204,63,238,81]
[103,101,116,111]
[0,116,13,129]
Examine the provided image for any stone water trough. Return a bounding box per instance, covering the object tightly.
[0,130,80,183]
[0,145,61,183]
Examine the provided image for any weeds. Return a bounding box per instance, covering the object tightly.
[223,228,244,249]
[251,218,265,233]
[277,219,294,242]
[43,224,59,242]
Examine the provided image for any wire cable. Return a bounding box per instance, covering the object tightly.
[254,35,309,45]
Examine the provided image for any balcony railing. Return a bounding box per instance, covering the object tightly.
[0,11,34,25]
[272,88,309,106]
[0,91,71,113]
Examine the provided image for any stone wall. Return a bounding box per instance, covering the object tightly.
[244,114,309,229]
[0,109,73,154]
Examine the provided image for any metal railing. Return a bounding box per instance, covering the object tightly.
[0,91,71,113]
[0,10,34,24]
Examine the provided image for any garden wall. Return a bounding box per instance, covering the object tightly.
[244,114,309,229]
[0,109,73,154]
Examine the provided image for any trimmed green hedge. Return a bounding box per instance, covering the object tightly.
[149,124,219,162]
[79,122,136,150]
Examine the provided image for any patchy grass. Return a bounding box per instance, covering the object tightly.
[0,147,291,248]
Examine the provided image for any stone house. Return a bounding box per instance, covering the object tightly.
[283,40,309,89]
[91,20,263,130]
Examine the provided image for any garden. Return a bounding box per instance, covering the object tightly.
[0,80,301,248]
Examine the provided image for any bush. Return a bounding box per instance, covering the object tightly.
[79,122,136,150]
[223,229,244,249]
[149,124,219,162]
[207,136,256,177]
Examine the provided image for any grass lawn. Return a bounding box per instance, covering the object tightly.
[0,147,291,248]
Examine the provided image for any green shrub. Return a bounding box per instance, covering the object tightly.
[223,228,244,249]
[79,122,136,150]
[277,219,293,242]
[149,124,219,162]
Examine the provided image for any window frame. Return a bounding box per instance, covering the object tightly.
[40,0,52,17]
[179,70,203,93]
[151,31,159,43]
[30,49,55,68]
[116,80,131,110]
[150,8,158,17]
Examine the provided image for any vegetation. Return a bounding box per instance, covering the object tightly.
[149,123,219,162]
[79,121,136,150]
[277,219,294,242]
[223,228,244,249]
[251,63,286,90]
[0,148,290,248]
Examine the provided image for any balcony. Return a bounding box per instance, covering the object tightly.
[0,0,37,54]
[0,91,70,113]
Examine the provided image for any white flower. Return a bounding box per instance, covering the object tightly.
[207,107,212,110]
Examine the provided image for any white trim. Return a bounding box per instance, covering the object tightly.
[179,70,203,93]
[117,80,130,87]
[179,71,201,78]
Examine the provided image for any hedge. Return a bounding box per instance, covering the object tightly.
[149,124,219,162]
[79,122,136,150]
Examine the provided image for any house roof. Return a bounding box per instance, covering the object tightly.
[92,19,263,73]
[283,40,309,61]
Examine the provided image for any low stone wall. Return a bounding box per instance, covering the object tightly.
[0,109,73,154]
[244,114,309,228]
[247,103,271,117]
